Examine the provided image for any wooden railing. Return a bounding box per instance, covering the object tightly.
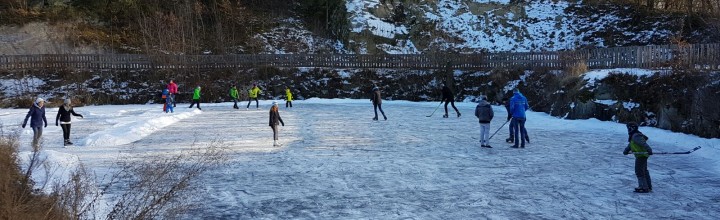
[1,44,718,71]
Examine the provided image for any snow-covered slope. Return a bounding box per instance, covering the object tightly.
[346,0,678,53]
[2,99,718,218]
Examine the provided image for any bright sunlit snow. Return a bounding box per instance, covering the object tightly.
[2,99,719,219]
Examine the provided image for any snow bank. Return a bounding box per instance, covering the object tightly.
[0,77,46,96]
[583,68,657,85]
[18,150,81,194]
[83,109,201,147]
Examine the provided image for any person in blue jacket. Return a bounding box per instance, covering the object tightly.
[22,98,48,149]
[163,89,174,113]
[509,89,529,148]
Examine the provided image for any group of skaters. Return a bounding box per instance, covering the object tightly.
[18,79,655,193]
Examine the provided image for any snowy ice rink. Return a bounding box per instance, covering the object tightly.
[2,99,719,219]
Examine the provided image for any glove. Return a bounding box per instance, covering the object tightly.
[79,115,84,118]
[56,122,59,126]
[281,122,285,126]
[44,123,47,128]
[623,151,629,155]
[22,124,26,128]
[507,116,512,121]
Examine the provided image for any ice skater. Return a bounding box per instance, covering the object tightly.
[22,98,47,149]
[475,95,494,148]
[247,84,261,109]
[509,89,529,148]
[188,86,201,110]
[623,122,653,193]
[167,80,178,107]
[285,86,293,108]
[230,85,240,109]
[441,81,460,118]
[370,85,387,121]
[55,98,84,146]
[165,90,174,113]
[269,101,285,147]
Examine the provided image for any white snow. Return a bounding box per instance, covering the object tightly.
[2,99,719,219]
[583,68,658,85]
[18,150,81,194]
[0,77,46,96]
[595,99,618,105]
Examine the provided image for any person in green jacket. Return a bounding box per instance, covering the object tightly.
[189,86,202,110]
[285,86,293,108]
[230,85,239,109]
[623,122,653,193]
[246,84,261,109]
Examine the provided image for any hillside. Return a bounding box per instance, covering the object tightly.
[1,0,718,55]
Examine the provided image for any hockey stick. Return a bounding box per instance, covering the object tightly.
[488,119,511,140]
[426,102,443,117]
[653,146,702,155]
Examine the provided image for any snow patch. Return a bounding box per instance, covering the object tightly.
[83,109,201,147]
[18,150,81,194]
[583,68,657,85]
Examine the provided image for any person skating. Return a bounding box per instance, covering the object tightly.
[504,96,530,143]
[623,122,653,193]
[162,88,169,112]
[441,81,460,118]
[509,89,529,148]
[503,97,514,143]
[188,86,201,110]
[55,99,84,146]
[230,85,240,109]
[22,98,47,149]
[247,84,261,109]
[370,85,387,121]
[165,90,174,113]
[167,80,178,107]
[269,101,285,147]
[475,95,494,148]
[285,86,293,108]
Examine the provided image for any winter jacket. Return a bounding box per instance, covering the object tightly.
[56,105,82,125]
[167,82,178,94]
[285,89,293,101]
[23,103,47,128]
[371,88,382,105]
[230,87,239,99]
[162,89,169,98]
[475,100,494,123]
[509,92,529,119]
[269,110,284,126]
[249,87,261,98]
[624,132,653,158]
[442,85,454,100]
[193,87,201,100]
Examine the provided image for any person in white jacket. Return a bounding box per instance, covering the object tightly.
[474,95,494,148]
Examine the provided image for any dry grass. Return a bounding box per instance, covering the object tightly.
[0,125,69,219]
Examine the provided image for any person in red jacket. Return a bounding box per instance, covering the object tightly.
[167,80,178,107]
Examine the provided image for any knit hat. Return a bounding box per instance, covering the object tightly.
[35,98,44,103]
[64,99,71,104]
[272,101,278,106]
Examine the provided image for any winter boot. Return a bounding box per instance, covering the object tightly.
[383,115,387,120]
[273,140,279,147]
[372,117,378,121]
[65,139,73,146]
[443,114,449,118]
[456,111,461,117]
[506,135,514,143]
[525,135,530,143]
[63,139,69,146]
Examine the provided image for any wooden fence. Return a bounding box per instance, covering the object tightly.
[1,44,718,71]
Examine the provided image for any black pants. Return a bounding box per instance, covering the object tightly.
[170,94,176,107]
[286,101,293,108]
[189,99,200,109]
[61,124,71,140]
[444,99,458,115]
[232,99,238,108]
[247,98,259,108]
[635,157,652,190]
[373,104,386,119]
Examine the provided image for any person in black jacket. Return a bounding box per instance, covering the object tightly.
[23,98,47,149]
[370,85,387,121]
[56,99,83,146]
[441,81,461,118]
[269,101,285,147]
